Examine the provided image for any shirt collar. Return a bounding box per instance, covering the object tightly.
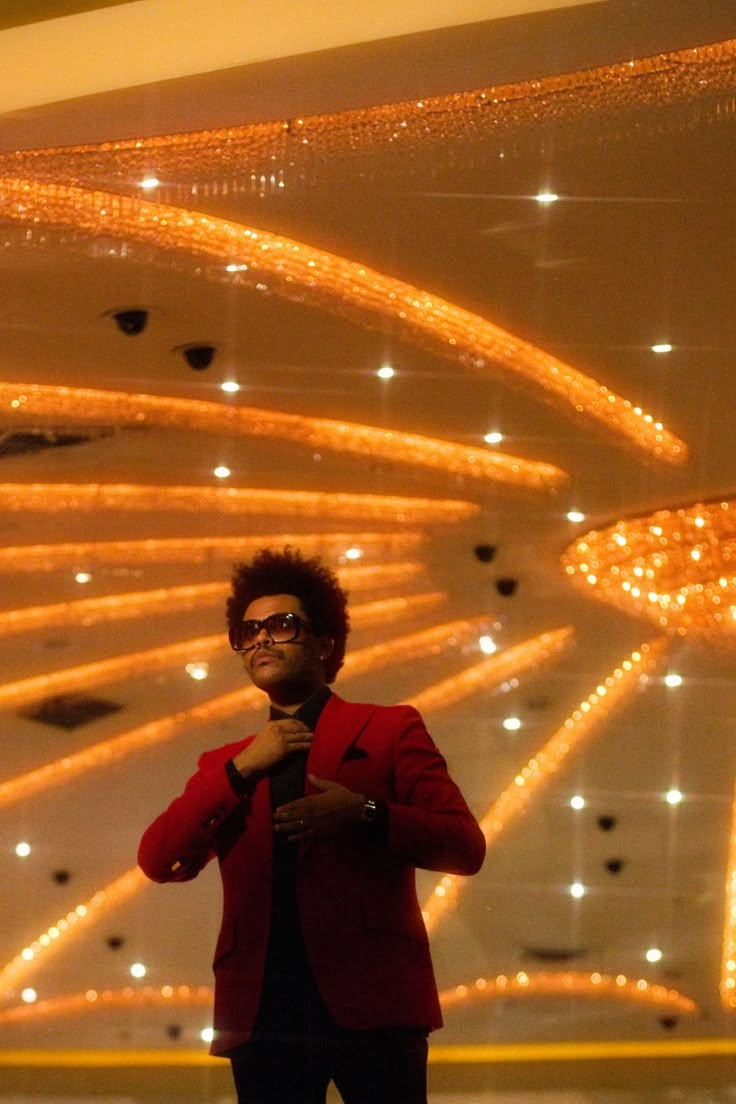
[268,684,332,730]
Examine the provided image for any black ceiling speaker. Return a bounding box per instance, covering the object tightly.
[109,308,149,335]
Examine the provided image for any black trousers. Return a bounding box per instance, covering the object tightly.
[230,1024,428,1103]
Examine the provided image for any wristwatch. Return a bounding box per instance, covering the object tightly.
[361,797,378,822]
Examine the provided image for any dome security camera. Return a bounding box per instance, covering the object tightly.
[495,577,518,597]
[179,344,217,371]
[474,544,497,563]
[110,308,149,335]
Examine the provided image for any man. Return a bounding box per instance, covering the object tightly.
[138,547,485,1103]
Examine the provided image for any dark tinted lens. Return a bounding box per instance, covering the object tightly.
[229,612,302,651]
[236,619,262,648]
[266,613,300,641]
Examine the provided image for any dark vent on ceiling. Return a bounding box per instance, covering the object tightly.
[0,428,113,458]
[522,946,587,964]
[524,695,554,711]
[21,694,124,730]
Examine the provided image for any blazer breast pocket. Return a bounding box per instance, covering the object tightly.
[337,746,394,795]
[342,745,369,762]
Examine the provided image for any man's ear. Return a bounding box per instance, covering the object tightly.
[318,637,334,663]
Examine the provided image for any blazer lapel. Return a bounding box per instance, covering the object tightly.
[306,694,377,791]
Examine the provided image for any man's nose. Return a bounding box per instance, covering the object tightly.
[254,624,274,645]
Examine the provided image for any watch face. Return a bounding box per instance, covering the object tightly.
[362,799,378,822]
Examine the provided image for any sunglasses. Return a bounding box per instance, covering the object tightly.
[228,611,312,652]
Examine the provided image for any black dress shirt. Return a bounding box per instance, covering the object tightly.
[225,686,387,1040]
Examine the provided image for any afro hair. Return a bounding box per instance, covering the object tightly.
[226,547,350,682]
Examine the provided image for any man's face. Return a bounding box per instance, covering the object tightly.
[239,593,330,704]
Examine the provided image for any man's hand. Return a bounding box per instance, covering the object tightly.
[232,718,313,781]
[273,774,364,842]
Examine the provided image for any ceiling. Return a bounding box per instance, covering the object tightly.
[2,1,736,1101]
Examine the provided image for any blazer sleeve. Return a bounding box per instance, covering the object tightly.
[137,744,252,883]
[382,706,486,876]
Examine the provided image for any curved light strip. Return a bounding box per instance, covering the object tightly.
[0,181,684,463]
[561,497,736,651]
[0,970,697,1026]
[0,634,225,713]
[721,777,736,1010]
[0,615,490,807]
[0,594,448,713]
[345,592,445,627]
[422,637,671,933]
[0,384,565,490]
[0,985,213,1026]
[0,482,477,524]
[0,531,425,573]
[405,626,573,714]
[3,40,733,189]
[0,568,431,638]
[438,971,697,1014]
[0,688,261,810]
[0,868,147,999]
[0,582,225,637]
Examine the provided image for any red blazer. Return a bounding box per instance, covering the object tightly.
[138,693,485,1056]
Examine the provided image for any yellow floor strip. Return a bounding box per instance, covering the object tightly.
[1,1039,735,1067]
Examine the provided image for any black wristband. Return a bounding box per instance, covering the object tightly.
[225,757,252,797]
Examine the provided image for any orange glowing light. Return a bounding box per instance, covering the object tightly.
[422,638,670,932]
[0,868,147,997]
[0,985,214,1025]
[0,183,683,462]
[0,482,477,524]
[0,532,425,573]
[405,627,573,714]
[0,613,489,807]
[438,971,697,1014]
[562,497,736,651]
[0,634,226,713]
[0,383,565,489]
[0,568,432,638]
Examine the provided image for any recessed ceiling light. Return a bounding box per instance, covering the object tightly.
[570,795,585,810]
[665,788,683,805]
[185,662,209,681]
[484,431,504,445]
[664,673,682,688]
[220,381,240,393]
[200,1027,215,1043]
[130,962,147,978]
[651,343,672,353]
[139,177,160,190]
[74,571,92,585]
[502,716,522,731]
[15,841,31,857]
[536,192,559,204]
[21,988,37,1004]
[645,947,663,963]
[377,365,395,379]
[344,547,363,560]
[567,510,585,523]
[479,635,496,655]
[213,465,231,479]
[570,882,585,898]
